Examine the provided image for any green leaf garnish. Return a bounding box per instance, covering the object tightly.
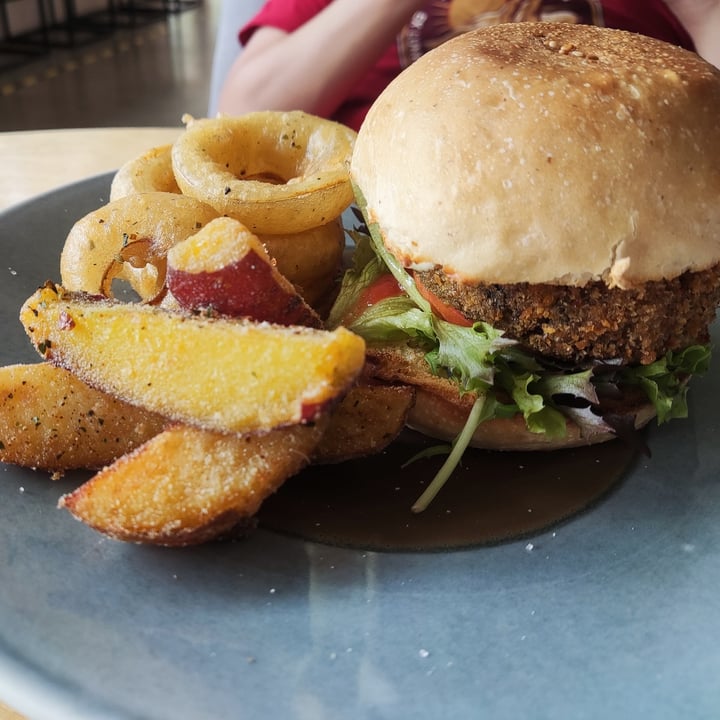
[325,231,386,329]
[621,344,711,423]
[347,295,434,344]
[411,394,495,513]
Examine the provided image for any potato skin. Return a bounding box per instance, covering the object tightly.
[312,384,415,464]
[166,216,322,327]
[168,251,322,326]
[0,363,167,471]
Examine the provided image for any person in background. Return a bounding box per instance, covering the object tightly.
[217,0,719,131]
[661,0,719,67]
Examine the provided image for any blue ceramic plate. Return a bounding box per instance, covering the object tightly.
[1,176,719,720]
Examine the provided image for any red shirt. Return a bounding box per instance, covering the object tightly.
[240,0,695,131]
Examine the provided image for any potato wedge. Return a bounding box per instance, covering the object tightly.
[0,363,167,472]
[313,384,415,464]
[21,283,366,434]
[166,217,321,327]
[59,422,325,545]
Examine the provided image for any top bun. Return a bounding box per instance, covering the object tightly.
[351,23,720,290]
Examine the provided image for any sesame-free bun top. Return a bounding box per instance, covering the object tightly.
[351,23,720,290]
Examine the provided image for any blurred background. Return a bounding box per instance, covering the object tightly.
[0,0,221,130]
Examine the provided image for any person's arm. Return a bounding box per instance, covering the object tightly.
[663,0,720,67]
[217,0,427,119]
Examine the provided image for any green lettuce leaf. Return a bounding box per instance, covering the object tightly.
[325,231,385,329]
[622,344,712,423]
[507,372,568,438]
[428,319,517,391]
[347,295,434,344]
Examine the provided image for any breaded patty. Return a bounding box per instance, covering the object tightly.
[417,264,720,365]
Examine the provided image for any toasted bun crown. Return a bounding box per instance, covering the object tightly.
[351,23,720,289]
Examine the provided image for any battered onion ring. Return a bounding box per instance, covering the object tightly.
[171,112,357,235]
[260,218,345,309]
[60,192,219,300]
[109,145,181,201]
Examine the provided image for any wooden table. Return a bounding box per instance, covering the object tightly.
[0,126,182,213]
[0,125,182,720]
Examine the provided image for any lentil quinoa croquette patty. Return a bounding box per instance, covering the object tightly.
[417,264,720,367]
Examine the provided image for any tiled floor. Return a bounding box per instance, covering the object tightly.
[0,0,221,131]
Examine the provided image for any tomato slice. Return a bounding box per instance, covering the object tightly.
[345,272,472,328]
[414,275,473,327]
[360,273,403,308]
[340,273,402,325]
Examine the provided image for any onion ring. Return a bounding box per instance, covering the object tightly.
[260,219,345,309]
[171,112,356,235]
[109,144,180,201]
[60,192,219,300]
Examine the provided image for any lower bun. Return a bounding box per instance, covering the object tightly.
[409,388,657,452]
[365,344,657,451]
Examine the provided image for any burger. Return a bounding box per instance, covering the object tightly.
[327,22,720,507]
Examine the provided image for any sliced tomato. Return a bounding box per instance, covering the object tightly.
[345,271,472,328]
[414,274,473,327]
[341,273,403,325]
[360,273,403,308]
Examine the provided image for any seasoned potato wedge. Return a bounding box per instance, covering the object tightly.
[167,217,321,327]
[0,363,167,471]
[313,384,415,464]
[21,283,366,434]
[60,422,325,546]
